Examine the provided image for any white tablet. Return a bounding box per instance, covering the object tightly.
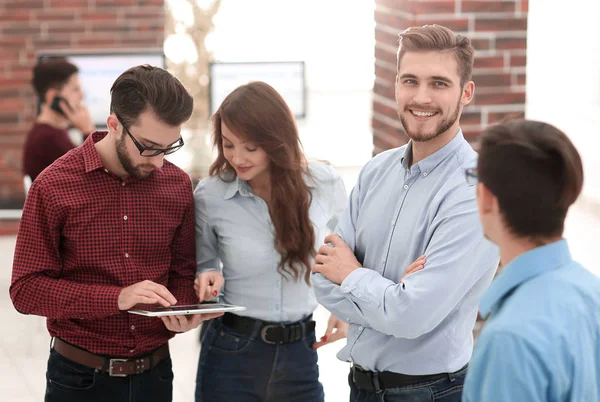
[128,303,246,317]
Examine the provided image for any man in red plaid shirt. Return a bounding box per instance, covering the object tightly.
[10,65,220,402]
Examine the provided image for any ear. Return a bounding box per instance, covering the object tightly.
[460,81,475,106]
[477,182,498,215]
[44,88,58,105]
[106,114,120,135]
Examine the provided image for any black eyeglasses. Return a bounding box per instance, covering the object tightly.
[465,168,478,185]
[115,113,184,157]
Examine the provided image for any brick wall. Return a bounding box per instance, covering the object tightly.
[372,0,528,153]
[0,0,165,213]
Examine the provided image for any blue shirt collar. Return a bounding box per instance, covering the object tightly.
[479,239,572,318]
[223,168,317,200]
[401,129,465,174]
[223,176,252,200]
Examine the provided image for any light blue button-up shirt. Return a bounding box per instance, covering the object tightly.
[194,163,346,323]
[313,130,499,374]
[463,240,600,402]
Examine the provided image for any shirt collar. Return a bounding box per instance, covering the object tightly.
[223,175,252,200]
[223,167,316,200]
[401,129,465,174]
[479,239,572,318]
[83,131,108,173]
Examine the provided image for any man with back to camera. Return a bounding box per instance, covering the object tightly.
[11,65,222,402]
[23,57,95,181]
[463,119,600,402]
[311,24,499,401]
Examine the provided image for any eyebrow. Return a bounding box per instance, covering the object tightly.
[399,73,454,84]
[221,134,247,144]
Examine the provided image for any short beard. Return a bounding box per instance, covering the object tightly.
[400,98,461,142]
[116,135,152,180]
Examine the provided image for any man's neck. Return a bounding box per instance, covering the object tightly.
[410,125,460,166]
[95,135,129,179]
[497,235,563,271]
[36,107,69,130]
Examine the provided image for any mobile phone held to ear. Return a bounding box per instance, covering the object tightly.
[50,96,70,116]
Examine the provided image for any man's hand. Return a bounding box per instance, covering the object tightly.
[118,280,177,311]
[313,314,348,349]
[400,255,426,283]
[161,313,224,333]
[312,234,361,285]
[194,271,225,302]
[60,99,94,134]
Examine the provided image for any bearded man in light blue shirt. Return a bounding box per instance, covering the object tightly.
[312,24,499,402]
[462,120,600,402]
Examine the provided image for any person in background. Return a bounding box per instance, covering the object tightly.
[23,57,95,181]
[194,81,349,402]
[463,120,600,402]
[11,65,220,402]
[311,24,499,402]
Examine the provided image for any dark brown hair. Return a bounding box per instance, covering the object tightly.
[32,58,79,102]
[110,65,193,127]
[397,24,474,87]
[210,81,315,284]
[478,120,584,240]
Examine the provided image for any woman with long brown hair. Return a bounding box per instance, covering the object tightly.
[193,81,347,402]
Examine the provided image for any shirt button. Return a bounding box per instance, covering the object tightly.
[122,182,126,186]
[123,215,128,221]
[358,326,363,331]
[346,317,350,322]
[403,184,409,190]
[129,349,135,354]
[125,253,129,258]
[131,325,135,330]
[357,293,362,298]
[423,173,428,177]
[391,220,396,226]
[276,281,280,287]
[381,258,386,263]
[104,169,109,173]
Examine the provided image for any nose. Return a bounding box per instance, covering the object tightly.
[231,149,246,166]
[412,84,433,105]
[148,154,164,169]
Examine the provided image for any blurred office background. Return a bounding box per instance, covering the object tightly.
[1,1,598,401]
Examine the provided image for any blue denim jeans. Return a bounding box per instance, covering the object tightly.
[45,348,173,402]
[195,317,324,402]
[349,365,467,402]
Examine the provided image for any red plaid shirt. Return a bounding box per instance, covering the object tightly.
[10,132,197,358]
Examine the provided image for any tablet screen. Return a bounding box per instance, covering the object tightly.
[128,303,246,317]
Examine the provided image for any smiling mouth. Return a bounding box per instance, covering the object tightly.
[410,110,438,117]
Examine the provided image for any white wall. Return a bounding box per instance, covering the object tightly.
[526,0,600,203]
[207,0,376,169]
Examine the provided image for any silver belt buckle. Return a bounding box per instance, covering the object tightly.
[109,358,128,377]
[260,324,279,345]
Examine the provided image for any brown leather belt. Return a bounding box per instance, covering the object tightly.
[53,338,169,377]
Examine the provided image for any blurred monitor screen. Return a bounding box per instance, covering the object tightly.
[209,61,306,118]
[37,50,166,127]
